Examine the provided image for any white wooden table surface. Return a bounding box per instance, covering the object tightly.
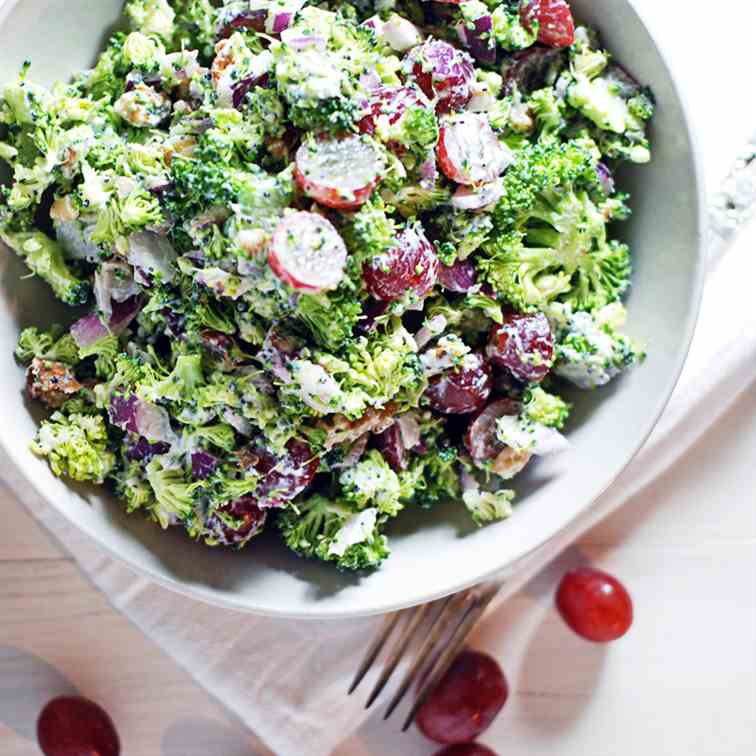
[2,2,756,755]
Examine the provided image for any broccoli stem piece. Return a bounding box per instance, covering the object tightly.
[1,230,89,305]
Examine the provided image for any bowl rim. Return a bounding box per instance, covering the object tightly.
[0,0,707,619]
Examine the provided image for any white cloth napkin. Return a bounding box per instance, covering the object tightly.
[2,209,754,755]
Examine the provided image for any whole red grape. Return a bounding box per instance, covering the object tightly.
[556,567,634,642]
[37,696,120,756]
[416,650,508,744]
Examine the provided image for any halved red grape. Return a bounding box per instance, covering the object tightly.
[403,39,475,113]
[269,211,347,292]
[363,225,439,301]
[37,696,120,756]
[426,354,492,415]
[294,134,384,210]
[520,0,575,48]
[238,439,319,507]
[205,496,267,547]
[416,650,508,744]
[358,85,432,153]
[487,311,554,382]
[465,399,532,478]
[438,114,510,186]
[434,745,499,756]
[556,567,634,642]
[437,259,477,293]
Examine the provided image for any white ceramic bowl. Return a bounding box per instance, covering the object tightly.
[0,0,704,618]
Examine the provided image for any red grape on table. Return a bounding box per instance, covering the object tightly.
[556,567,634,642]
[416,650,508,745]
[37,696,120,756]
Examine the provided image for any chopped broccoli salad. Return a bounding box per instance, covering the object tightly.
[0,0,651,570]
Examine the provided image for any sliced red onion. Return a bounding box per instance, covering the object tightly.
[597,162,615,195]
[419,155,438,189]
[268,11,294,34]
[414,314,448,349]
[456,15,496,65]
[360,15,384,35]
[109,393,175,444]
[359,71,382,93]
[396,412,421,450]
[283,35,327,51]
[331,432,370,469]
[191,450,219,480]
[71,296,142,349]
[135,400,176,444]
[110,394,139,434]
[127,232,176,285]
[216,3,267,39]
[437,260,477,293]
[232,73,270,108]
[126,438,171,462]
[222,408,253,437]
[94,261,139,322]
[383,14,422,53]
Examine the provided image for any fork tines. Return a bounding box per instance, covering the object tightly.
[348,583,500,730]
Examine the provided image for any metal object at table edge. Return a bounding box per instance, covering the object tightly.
[348,130,756,730]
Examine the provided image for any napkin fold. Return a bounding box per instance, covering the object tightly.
[4,205,756,756]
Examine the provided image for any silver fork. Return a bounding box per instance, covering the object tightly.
[348,582,501,730]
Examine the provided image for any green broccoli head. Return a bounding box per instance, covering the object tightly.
[551,303,645,389]
[296,287,364,351]
[145,455,197,529]
[462,486,515,527]
[125,0,176,41]
[481,139,631,312]
[31,411,115,484]
[339,449,403,517]
[342,198,398,262]
[91,188,164,253]
[278,494,390,571]
[1,230,90,305]
[137,354,205,404]
[16,326,80,365]
[522,385,571,429]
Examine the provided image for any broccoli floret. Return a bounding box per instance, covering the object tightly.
[340,449,403,516]
[31,411,115,484]
[91,188,164,252]
[342,197,398,261]
[145,455,196,529]
[278,494,390,571]
[522,385,571,429]
[125,0,176,40]
[551,303,645,389]
[463,487,515,526]
[192,423,237,452]
[78,34,129,101]
[480,139,631,312]
[0,230,89,305]
[15,326,80,365]
[171,0,218,61]
[114,460,155,513]
[491,2,539,50]
[296,287,364,351]
[137,354,205,404]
